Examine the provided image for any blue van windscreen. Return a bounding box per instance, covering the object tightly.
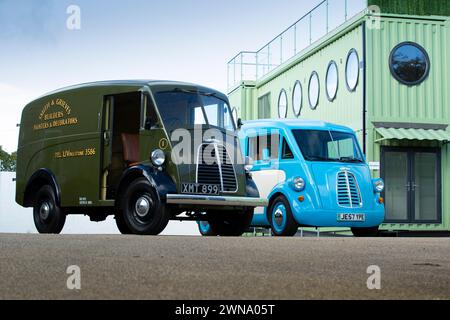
[292,130,364,163]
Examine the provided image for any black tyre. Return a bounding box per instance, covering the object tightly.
[268,196,299,237]
[351,227,379,237]
[33,185,66,234]
[121,178,170,235]
[197,221,218,237]
[115,210,132,235]
[208,209,254,237]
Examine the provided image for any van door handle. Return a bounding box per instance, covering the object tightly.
[103,131,110,146]
[405,182,411,192]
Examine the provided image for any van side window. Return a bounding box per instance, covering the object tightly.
[248,133,280,161]
[282,138,294,160]
[144,94,159,130]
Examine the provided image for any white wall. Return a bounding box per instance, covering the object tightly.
[0,172,199,235]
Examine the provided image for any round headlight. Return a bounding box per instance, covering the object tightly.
[151,149,166,167]
[374,179,385,193]
[244,157,254,173]
[293,177,306,191]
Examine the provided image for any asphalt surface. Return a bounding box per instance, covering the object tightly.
[0,234,449,300]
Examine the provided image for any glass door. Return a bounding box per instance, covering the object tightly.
[383,151,409,221]
[381,148,441,224]
[413,152,441,222]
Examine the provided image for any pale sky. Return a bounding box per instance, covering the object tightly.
[0,0,366,234]
[0,0,337,153]
[0,0,328,234]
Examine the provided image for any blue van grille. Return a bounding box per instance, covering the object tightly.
[197,144,238,193]
[337,171,362,208]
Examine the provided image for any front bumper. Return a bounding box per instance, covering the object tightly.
[166,194,268,208]
[294,209,385,228]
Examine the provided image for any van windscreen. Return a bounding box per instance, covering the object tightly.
[154,90,235,133]
[292,130,364,163]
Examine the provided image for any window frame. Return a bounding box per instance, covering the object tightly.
[247,133,281,162]
[389,41,431,86]
[308,71,320,110]
[278,89,288,119]
[292,80,303,117]
[258,93,271,119]
[325,60,339,102]
[281,137,295,160]
[345,48,360,92]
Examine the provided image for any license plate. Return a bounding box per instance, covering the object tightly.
[338,213,366,222]
[181,183,220,195]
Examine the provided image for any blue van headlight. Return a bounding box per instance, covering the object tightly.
[373,179,385,193]
[291,177,306,192]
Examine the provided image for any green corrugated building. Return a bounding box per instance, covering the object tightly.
[227,0,450,233]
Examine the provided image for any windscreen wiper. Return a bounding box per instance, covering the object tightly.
[305,156,336,162]
[174,88,218,97]
[339,157,364,163]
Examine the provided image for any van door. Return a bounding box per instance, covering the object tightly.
[100,92,143,200]
[100,96,114,200]
[247,131,286,224]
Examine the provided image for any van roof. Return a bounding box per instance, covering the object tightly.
[241,119,355,133]
[35,80,226,101]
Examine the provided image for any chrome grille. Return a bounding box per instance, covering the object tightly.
[197,144,238,193]
[337,171,362,208]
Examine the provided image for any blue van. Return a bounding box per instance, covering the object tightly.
[199,120,385,237]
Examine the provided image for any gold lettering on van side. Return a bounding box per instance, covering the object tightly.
[55,148,96,159]
[34,98,77,131]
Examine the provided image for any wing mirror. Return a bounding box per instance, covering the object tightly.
[237,118,244,130]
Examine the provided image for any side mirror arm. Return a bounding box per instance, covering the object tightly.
[237,118,244,130]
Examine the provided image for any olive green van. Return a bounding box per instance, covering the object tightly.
[16,81,267,236]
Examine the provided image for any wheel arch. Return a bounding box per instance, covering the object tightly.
[245,176,260,198]
[267,191,288,215]
[115,165,177,210]
[24,169,61,208]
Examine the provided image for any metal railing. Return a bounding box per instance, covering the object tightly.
[227,0,368,90]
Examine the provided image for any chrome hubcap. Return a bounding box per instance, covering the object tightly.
[40,202,51,220]
[274,208,284,227]
[135,197,151,218]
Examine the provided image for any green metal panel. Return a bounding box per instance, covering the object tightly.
[368,0,450,16]
[228,81,257,121]
[365,15,450,231]
[366,16,449,126]
[228,86,242,116]
[254,25,364,137]
[228,11,450,232]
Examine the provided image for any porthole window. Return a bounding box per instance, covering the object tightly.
[308,72,320,110]
[390,42,430,86]
[346,49,360,92]
[278,89,288,119]
[292,81,303,117]
[326,61,339,101]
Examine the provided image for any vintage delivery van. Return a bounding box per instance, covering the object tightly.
[16,80,268,236]
[199,120,385,237]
